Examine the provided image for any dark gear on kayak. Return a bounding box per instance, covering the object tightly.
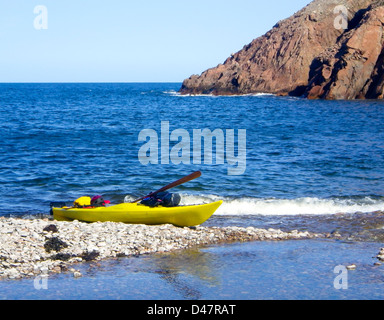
[140,191,181,208]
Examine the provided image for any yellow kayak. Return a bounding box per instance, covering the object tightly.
[52,200,223,227]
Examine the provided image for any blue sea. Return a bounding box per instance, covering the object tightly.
[1,83,384,300]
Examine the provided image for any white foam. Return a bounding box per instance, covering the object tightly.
[124,193,384,215]
[163,90,275,98]
[162,90,179,96]
[180,194,384,216]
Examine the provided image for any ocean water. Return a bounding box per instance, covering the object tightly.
[1,83,384,300]
[1,83,384,218]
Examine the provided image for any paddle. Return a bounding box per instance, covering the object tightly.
[131,171,202,203]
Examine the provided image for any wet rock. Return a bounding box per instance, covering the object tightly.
[73,271,82,278]
[376,248,384,261]
[43,224,58,233]
[81,250,100,261]
[44,237,69,253]
[69,268,82,278]
[50,253,73,261]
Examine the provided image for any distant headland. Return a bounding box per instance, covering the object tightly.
[179,0,384,99]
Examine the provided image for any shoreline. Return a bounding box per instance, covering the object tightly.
[0,217,326,280]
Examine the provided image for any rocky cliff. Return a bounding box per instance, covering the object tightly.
[179,0,384,99]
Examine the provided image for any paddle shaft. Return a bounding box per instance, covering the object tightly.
[131,171,201,203]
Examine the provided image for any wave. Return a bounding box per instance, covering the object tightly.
[125,194,384,216]
[163,90,275,98]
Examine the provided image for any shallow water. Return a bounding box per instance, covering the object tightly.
[205,212,384,242]
[1,239,383,300]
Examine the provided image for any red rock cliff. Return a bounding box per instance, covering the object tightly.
[179,0,384,99]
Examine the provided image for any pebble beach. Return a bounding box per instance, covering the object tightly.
[0,217,325,280]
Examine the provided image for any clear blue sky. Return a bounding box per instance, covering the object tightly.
[0,0,311,82]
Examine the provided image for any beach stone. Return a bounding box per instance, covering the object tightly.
[376,248,384,261]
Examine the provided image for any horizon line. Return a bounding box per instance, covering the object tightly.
[0,81,183,84]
